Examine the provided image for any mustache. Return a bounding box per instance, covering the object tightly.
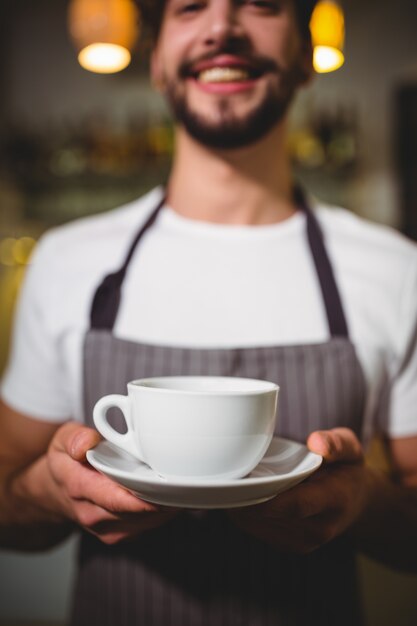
[178,48,280,79]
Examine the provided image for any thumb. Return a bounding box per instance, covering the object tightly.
[307,428,364,464]
[54,422,102,462]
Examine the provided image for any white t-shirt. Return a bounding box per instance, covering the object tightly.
[2,187,417,444]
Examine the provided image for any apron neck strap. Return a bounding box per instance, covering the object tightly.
[295,186,349,338]
[90,187,349,338]
[90,192,166,330]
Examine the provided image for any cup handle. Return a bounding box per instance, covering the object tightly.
[93,394,144,461]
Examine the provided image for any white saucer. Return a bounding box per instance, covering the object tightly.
[86,437,322,509]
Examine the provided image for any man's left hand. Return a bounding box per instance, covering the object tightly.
[228,428,371,554]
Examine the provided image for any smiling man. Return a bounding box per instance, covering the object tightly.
[1,1,417,625]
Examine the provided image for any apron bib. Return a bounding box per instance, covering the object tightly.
[71,191,366,626]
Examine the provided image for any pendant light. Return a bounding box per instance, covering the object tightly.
[310,1,345,74]
[68,0,140,74]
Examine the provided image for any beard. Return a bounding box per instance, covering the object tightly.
[163,57,306,150]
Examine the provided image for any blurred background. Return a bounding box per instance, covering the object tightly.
[0,0,417,624]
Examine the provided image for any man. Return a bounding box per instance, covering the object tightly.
[1,1,417,624]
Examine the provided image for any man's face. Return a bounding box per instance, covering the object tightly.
[152,0,312,150]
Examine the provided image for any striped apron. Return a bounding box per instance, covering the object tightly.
[71,191,367,625]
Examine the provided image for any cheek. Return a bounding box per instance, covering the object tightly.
[246,19,303,68]
[156,25,197,75]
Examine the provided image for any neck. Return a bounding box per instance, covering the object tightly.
[166,122,296,226]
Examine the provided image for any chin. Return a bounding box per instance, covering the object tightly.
[166,77,294,151]
[175,102,289,151]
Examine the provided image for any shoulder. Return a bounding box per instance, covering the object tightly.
[313,201,417,357]
[315,201,416,258]
[314,201,417,283]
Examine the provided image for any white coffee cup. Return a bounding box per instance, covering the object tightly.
[93,376,279,481]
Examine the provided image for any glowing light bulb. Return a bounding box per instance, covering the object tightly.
[68,0,139,74]
[310,1,345,74]
[78,43,131,74]
[313,46,345,74]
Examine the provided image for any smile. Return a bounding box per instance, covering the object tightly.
[187,54,266,86]
[198,67,253,84]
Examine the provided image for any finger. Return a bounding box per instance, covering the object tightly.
[88,514,177,545]
[48,441,158,514]
[75,500,173,528]
[68,462,159,513]
[70,428,102,462]
[75,502,178,544]
[52,422,102,462]
[90,510,179,535]
[307,428,363,464]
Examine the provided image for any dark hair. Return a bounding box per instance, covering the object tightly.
[138,1,318,44]
[295,0,318,41]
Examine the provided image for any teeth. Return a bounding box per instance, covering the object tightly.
[198,67,250,83]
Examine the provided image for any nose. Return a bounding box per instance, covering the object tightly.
[203,0,244,48]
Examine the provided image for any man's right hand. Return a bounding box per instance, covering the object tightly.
[43,422,178,545]
[1,401,178,550]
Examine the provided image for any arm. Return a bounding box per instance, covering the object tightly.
[0,400,73,550]
[228,428,417,573]
[0,399,177,552]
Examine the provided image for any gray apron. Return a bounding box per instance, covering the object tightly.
[71,189,367,626]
